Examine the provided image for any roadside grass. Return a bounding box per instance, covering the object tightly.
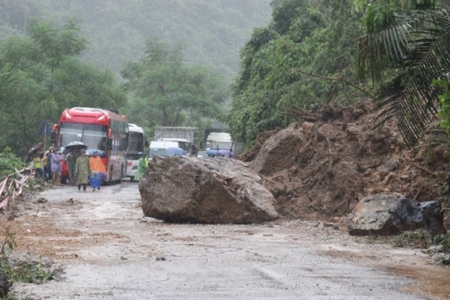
[443,233,450,253]
[1,227,58,299]
[354,230,450,255]
[391,230,432,249]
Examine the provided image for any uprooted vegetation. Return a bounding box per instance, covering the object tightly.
[0,226,60,299]
[241,100,449,228]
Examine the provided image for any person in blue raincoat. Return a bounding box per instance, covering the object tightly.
[134,153,148,181]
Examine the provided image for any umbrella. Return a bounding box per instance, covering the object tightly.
[218,149,234,157]
[206,149,234,158]
[206,149,219,157]
[166,147,186,156]
[65,141,88,150]
[26,142,44,162]
[27,142,44,156]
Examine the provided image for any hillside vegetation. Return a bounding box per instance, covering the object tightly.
[0,0,272,80]
[0,0,272,155]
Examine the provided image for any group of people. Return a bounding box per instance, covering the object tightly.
[33,147,106,192]
[73,149,106,192]
[32,147,64,186]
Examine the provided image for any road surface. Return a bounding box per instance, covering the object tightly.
[7,181,450,299]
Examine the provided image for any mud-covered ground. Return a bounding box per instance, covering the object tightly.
[2,181,450,300]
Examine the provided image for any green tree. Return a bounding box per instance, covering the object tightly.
[353,0,450,146]
[0,18,127,156]
[0,0,272,81]
[228,0,365,146]
[52,58,127,111]
[0,36,48,155]
[26,17,89,93]
[122,37,228,132]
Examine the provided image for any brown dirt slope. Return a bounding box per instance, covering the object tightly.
[239,100,449,225]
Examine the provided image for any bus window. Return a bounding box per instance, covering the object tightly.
[60,123,83,146]
[84,124,107,150]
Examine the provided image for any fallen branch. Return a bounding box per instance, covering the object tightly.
[295,69,374,98]
[406,161,438,177]
[279,111,318,122]
[0,166,32,211]
[298,139,313,154]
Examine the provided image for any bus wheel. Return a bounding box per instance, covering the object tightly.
[119,165,123,184]
[108,167,113,185]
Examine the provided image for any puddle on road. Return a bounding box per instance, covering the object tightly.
[389,264,450,300]
[320,247,450,300]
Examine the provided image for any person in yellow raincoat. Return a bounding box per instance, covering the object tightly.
[76,149,90,191]
[89,150,106,191]
[134,153,148,181]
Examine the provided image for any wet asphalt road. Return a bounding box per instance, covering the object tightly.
[13,181,431,300]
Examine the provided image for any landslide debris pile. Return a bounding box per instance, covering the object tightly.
[241,100,449,223]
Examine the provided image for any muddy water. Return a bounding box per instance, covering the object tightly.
[10,182,447,299]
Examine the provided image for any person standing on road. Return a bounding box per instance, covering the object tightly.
[89,150,106,191]
[66,150,77,186]
[43,146,53,182]
[76,149,90,191]
[32,153,45,179]
[51,149,63,186]
[134,153,148,181]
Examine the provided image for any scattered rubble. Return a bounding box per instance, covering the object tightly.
[242,101,449,229]
[139,156,278,224]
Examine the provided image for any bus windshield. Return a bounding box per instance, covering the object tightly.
[60,123,107,151]
[126,132,144,160]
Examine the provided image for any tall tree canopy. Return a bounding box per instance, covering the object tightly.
[122,37,228,138]
[0,18,127,156]
[0,0,272,81]
[228,0,365,146]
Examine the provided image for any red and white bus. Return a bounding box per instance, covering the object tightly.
[51,107,128,184]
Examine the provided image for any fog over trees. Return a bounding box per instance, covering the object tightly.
[0,0,272,155]
[2,0,448,158]
[0,0,272,80]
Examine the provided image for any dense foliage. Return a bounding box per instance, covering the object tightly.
[437,79,450,135]
[122,37,229,139]
[352,0,450,146]
[0,0,272,155]
[228,0,366,146]
[0,147,25,179]
[0,18,127,156]
[0,0,272,81]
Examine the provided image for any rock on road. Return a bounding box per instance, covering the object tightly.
[10,181,449,300]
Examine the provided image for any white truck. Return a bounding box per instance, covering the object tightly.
[154,127,199,156]
[148,141,184,158]
[205,132,233,151]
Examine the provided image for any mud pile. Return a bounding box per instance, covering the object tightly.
[240,100,449,224]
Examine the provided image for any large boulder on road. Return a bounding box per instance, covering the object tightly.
[347,193,446,236]
[139,156,279,224]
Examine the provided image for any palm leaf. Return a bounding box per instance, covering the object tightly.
[357,8,450,146]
